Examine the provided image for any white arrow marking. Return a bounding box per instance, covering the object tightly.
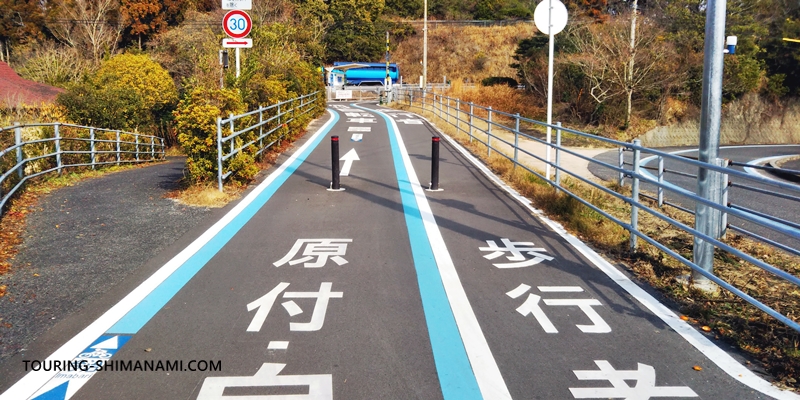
[339,148,360,177]
[351,134,363,142]
[197,363,332,399]
[90,336,118,350]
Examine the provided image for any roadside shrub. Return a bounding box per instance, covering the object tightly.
[57,53,178,143]
[174,87,244,183]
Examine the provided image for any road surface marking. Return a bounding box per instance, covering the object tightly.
[358,104,512,400]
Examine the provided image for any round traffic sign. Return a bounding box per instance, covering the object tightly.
[223,10,252,39]
[534,0,568,35]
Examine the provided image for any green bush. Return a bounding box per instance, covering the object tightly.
[174,87,245,183]
[57,53,178,142]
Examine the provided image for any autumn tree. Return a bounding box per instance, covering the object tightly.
[120,0,165,50]
[0,0,47,63]
[566,13,678,128]
[46,0,122,64]
[18,43,89,87]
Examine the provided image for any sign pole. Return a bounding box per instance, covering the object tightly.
[534,0,567,182]
[545,0,554,181]
[236,48,241,78]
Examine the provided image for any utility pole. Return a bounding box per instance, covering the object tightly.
[626,0,638,129]
[423,0,428,89]
[385,31,390,88]
[693,0,727,291]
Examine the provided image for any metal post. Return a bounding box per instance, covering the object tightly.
[150,137,155,159]
[694,157,727,284]
[54,123,62,174]
[430,136,440,190]
[229,114,235,157]
[513,113,520,169]
[555,122,562,187]
[217,117,224,191]
[423,0,427,89]
[694,0,728,288]
[14,123,23,179]
[447,97,450,124]
[456,99,461,132]
[721,159,729,237]
[630,139,642,250]
[487,107,493,157]
[469,103,474,142]
[115,130,121,166]
[259,107,264,158]
[618,147,625,186]
[545,0,556,182]
[135,135,140,162]
[657,156,664,207]
[331,136,340,190]
[90,128,96,170]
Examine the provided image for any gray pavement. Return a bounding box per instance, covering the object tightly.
[0,109,794,399]
[0,157,212,362]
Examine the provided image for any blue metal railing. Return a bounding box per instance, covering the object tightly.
[1,123,165,216]
[394,87,800,333]
[216,92,320,191]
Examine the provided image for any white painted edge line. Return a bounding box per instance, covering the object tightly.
[744,155,795,183]
[0,109,339,400]
[377,109,513,399]
[418,115,800,400]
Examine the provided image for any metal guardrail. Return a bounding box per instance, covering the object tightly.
[1,123,165,216]
[216,92,320,191]
[393,87,800,333]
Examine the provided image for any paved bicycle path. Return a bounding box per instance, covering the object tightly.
[0,106,794,399]
[0,157,213,363]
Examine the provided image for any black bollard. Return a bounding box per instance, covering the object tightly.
[331,136,340,190]
[430,136,440,190]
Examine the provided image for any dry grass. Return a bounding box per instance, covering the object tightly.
[392,23,535,85]
[165,184,241,208]
[396,101,800,390]
[165,146,185,157]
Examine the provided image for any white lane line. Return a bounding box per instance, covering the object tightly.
[374,108,513,400]
[419,114,800,400]
[744,155,797,183]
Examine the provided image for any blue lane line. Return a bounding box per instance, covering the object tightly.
[108,111,340,334]
[355,105,482,399]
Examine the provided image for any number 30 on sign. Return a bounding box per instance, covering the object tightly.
[222,10,252,39]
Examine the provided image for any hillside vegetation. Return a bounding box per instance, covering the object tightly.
[392,23,535,85]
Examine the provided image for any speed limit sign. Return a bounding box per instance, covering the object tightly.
[222,10,252,39]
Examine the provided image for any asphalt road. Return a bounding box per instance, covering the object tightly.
[589,145,800,251]
[0,106,795,399]
[0,157,213,363]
